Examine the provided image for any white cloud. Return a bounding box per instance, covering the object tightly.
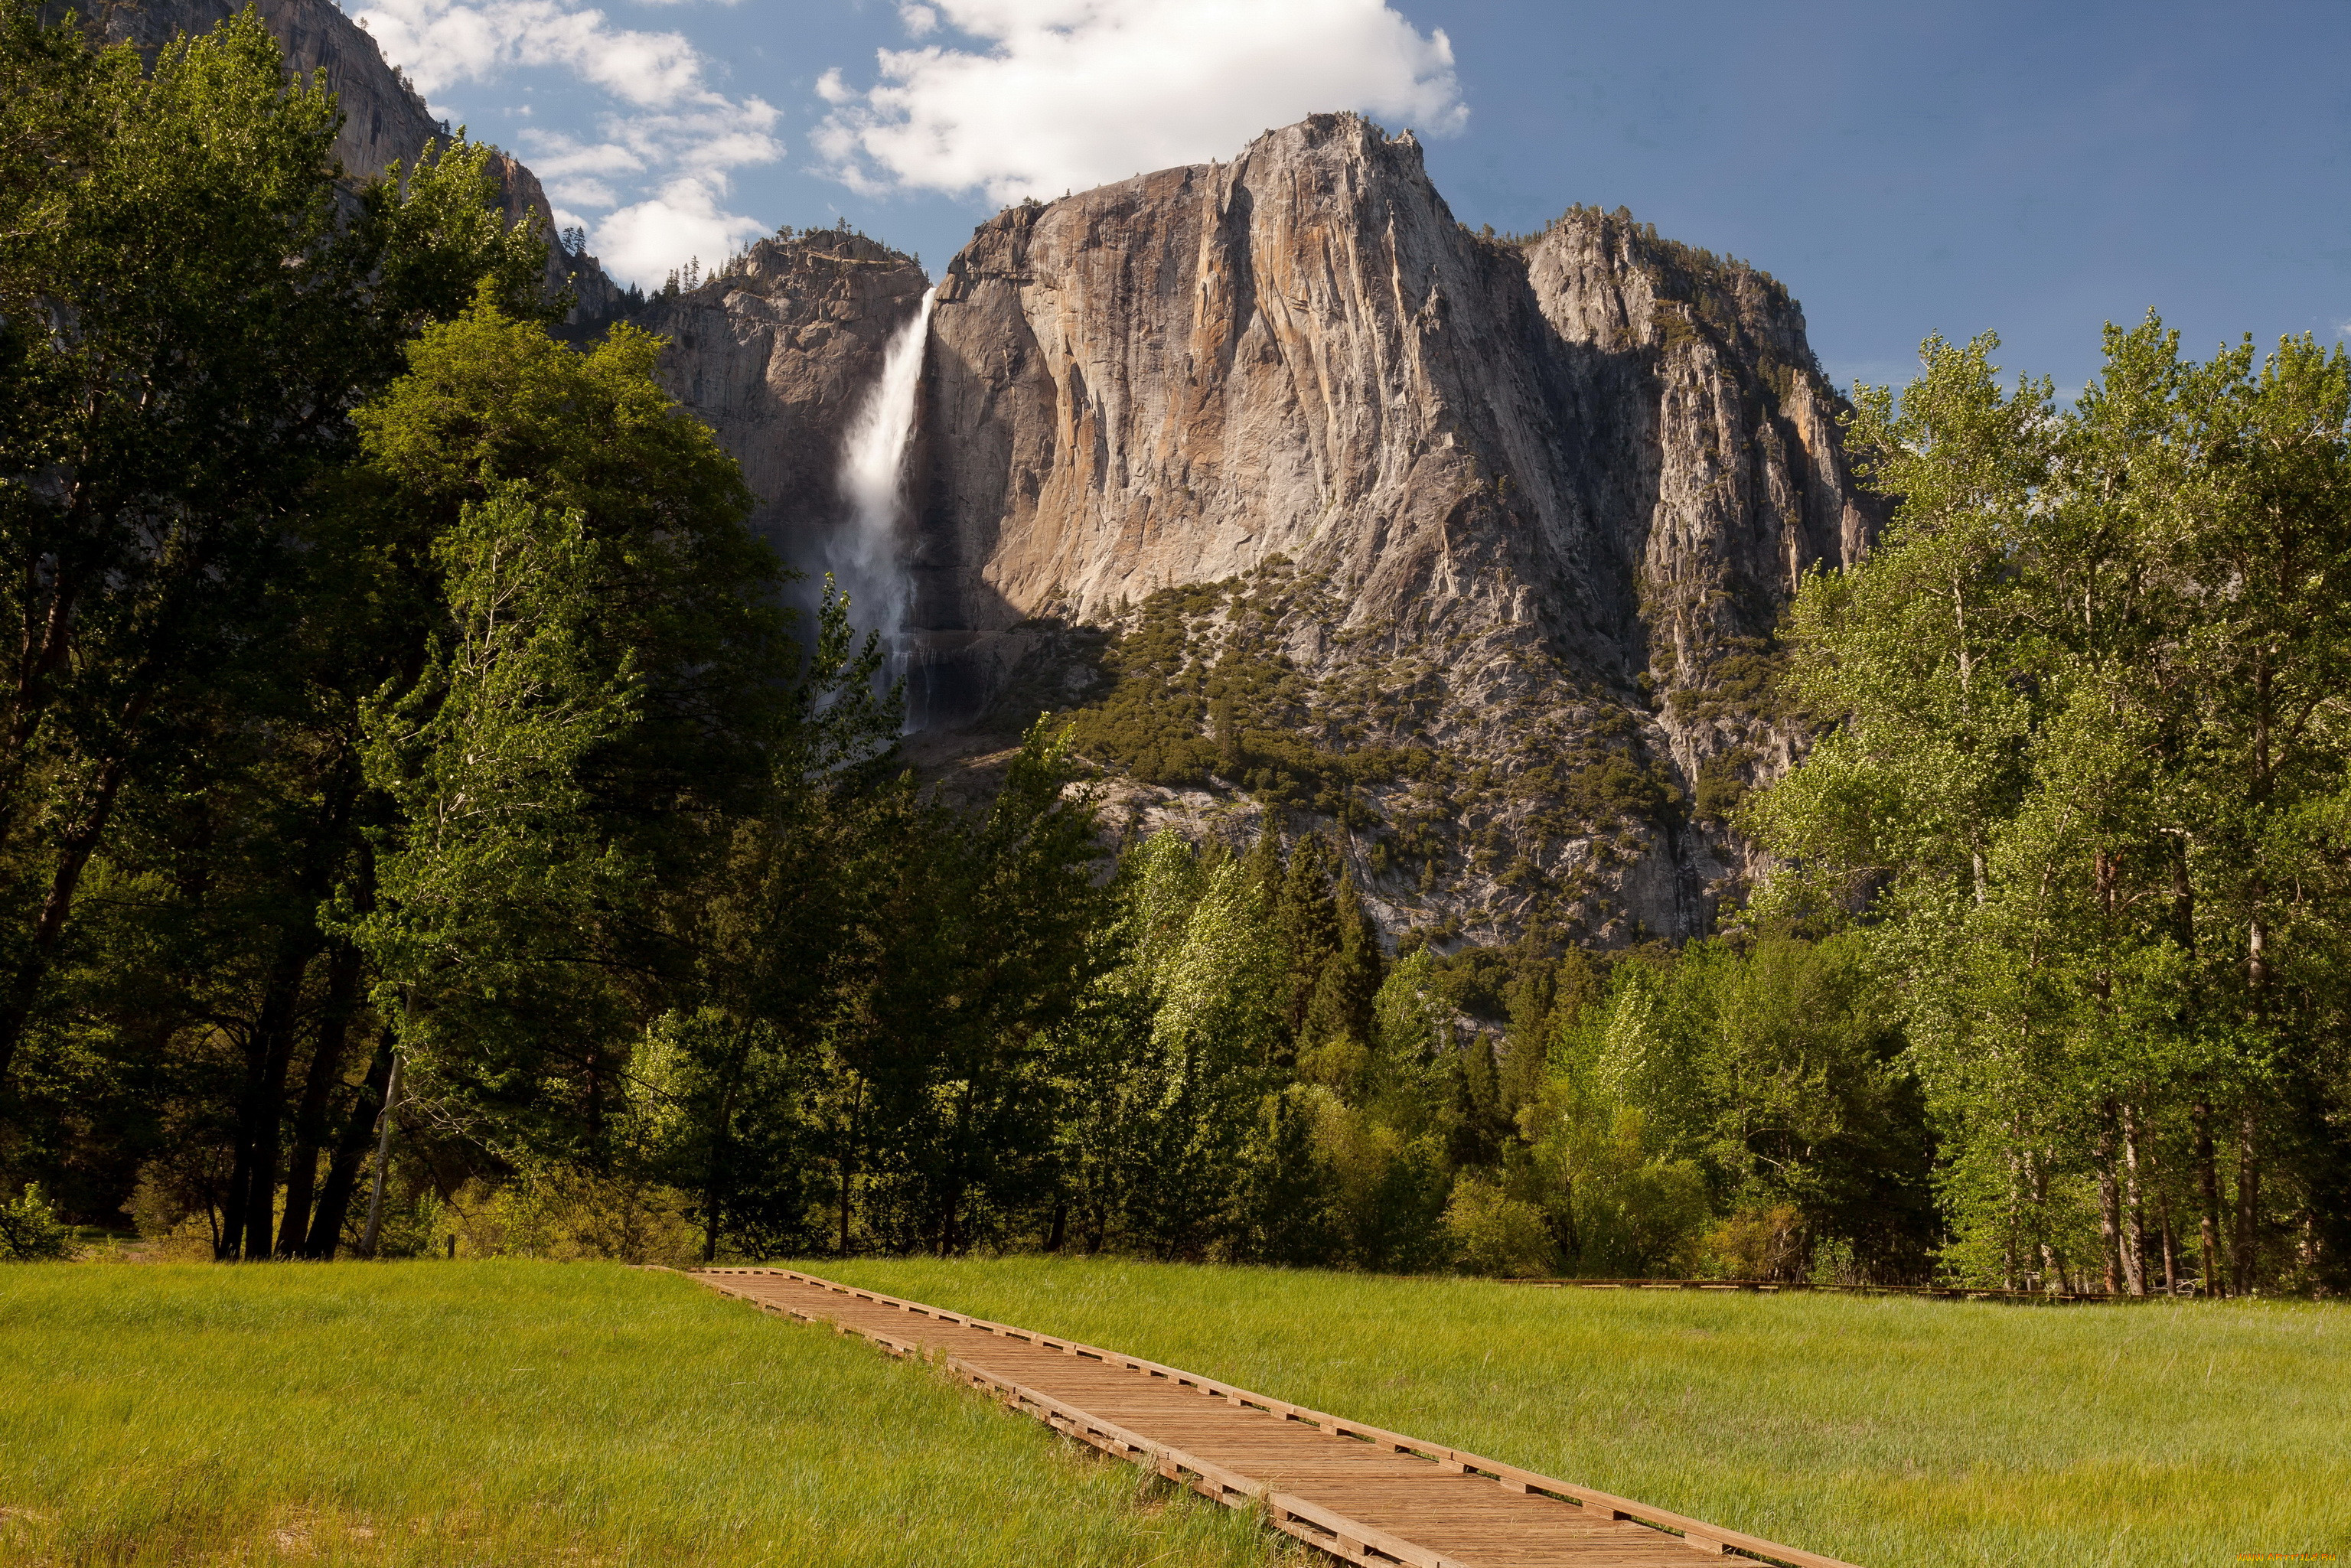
[357,0,711,104]
[354,0,778,285]
[813,0,1466,204]
[595,177,768,286]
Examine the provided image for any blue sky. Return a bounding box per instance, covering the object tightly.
[354,0,2351,397]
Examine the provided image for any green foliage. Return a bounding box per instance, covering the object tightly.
[450,1162,703,1266]
[1691,748,1756,823]
[351,490,647,1123]
[1061,582,1417,815]
[1668,638,1792,732]
[0,0,549,1107]
[355,292,786,830]
[0,1182,69,1260]
[1520,934,1929,1280]
[1560,751,1680,822]
[337,290,808,1184]
[1022,833,1915,1280]
[1441,1176,1556,1276]
[1752,319,2351,1294]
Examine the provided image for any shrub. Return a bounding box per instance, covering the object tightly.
[0,1183,73,1261]
[1692,748,1754,823]
[129,1171,219,1260]
[452,1167,700,1266]
[1701,1203,1806,1281]
[1443,1177,1557,1276]
[1564,752,1678,822]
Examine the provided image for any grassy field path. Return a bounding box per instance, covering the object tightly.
[0,1261,1295,1566]
[696,1266,1857,1568]
[812,1257,2351,1568]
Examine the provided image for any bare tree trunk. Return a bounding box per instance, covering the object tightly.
[234,933,317,1260]
[2030,1149,2061,1293]
[2160,1195,2178,1293]
[2193,1098,2223,1296]
[835,1076,862,1257]
[2233,1104,2260,1295]
[2003,1143,2023,1292]
[359,1052,404,1258]
[702,1074,738,1266]
[2119,1100,2147,1295]
[218,1114,254,1261]
[2096,1101,2124,1295]
[836,1153,853,1257]
[303,1041,393,1259]
[277,939,364,1255]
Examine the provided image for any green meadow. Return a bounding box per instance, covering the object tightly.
[0,1262,1293,1567]
[6,1259,2344,1567]
[818,1257,2351,1568]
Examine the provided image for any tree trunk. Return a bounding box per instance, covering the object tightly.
[2193,1098,2223,1296]
[937,1079,977,1257]
[218,1119,254,1261]
[937,1178,960,1257]
[836,1151,854,1257]
[304,1040,395,1259]
[2003,1144,2023,1292]
[703,1074,739,1266]
[0,748,132,1090]
[2233,1104,2260,1295]
[2030,1148,2061,1293]
[234,932,318,1260]
[2118,1100,2147,1295]
[2160,1189,2178,1294]
[359,1052,405,1257]
[276,938,365,1256]
[835,1077,862,1257]
[2096,1102,2124,1295]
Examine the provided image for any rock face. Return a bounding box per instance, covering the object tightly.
[625,231,932,553]
[486,150,625,321]
[913,117,1867,653]
[88,0,1867,948]
[874,114,1873,946]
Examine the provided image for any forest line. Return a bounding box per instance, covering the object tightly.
[0,4,2344,1295]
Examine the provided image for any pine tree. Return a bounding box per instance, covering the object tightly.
[1275,832,1342,1045]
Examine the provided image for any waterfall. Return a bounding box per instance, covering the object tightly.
[832,285,937,703]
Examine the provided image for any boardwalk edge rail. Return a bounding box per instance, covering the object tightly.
[687,1266,1863,1568]
[1495,1276,2173,1302]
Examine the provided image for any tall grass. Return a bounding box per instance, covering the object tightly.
[0,1261,1297,1566]
[814,1257,2350,1568]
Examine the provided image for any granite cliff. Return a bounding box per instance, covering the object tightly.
[620,230,931,558]
[642,114,1873,948]
[80,0,1869,949]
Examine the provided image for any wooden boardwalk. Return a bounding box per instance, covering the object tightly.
[689,1267,1860,1568]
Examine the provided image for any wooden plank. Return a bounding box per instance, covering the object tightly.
[687,1269,1865,1568]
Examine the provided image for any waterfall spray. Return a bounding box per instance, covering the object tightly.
[833,285,937,695]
